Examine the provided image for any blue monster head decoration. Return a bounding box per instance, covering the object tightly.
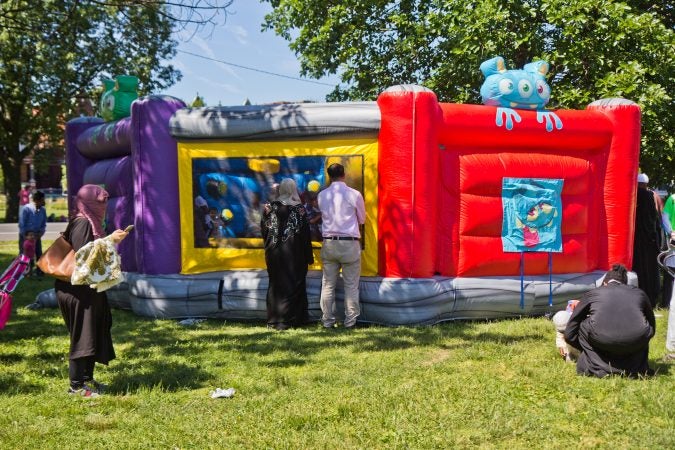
[480,56,551,110]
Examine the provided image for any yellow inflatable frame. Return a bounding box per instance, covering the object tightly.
[178,138,379,275]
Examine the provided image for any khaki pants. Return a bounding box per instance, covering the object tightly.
[320,240,361,327]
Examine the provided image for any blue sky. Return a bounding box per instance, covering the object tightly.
[163,2,340,106]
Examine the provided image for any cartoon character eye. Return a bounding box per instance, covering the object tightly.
[535,80,550,100]
[498,79,514,95]
[104,96,115,110]
[518,80,533,98]
[540,202,554,214]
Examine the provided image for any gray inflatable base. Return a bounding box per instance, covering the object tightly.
[31,281,132,311]
[30,288,58,309]
[104,270,630,325]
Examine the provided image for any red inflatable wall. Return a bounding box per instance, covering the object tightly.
[377,91,640,278]
[587,100,641,269]
[377,87,442,278]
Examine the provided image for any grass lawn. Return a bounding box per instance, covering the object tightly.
[0,244,674,449]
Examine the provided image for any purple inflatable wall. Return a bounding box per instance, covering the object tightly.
[65,117,104,205]
[65,95,186,274]
[131,96,185,274]
[77,118,133,159]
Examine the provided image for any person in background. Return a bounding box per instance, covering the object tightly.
[303,191,323,242]
[22,230,37,277]
[206,207,224,240]
[318,163,366,329]
[268,183,280,202]
[564,264,655,378]
[244,191,262,237]
[56,184,129,398]
[632,173,660,307]
[193,195,210,247]
[261,178,313,330]
[18,183,31,217]
[220,209,237,238]
[664,233,675,361]
[19,191,46,276]
[552,300,580,362]
[661,190,675,307]
[664,190,675,233]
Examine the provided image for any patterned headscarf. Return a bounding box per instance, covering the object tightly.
[74,184,109,239]
[277,178,301,206]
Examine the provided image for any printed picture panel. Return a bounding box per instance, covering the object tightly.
[191,155,364,248]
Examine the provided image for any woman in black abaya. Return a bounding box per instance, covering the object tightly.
[633,174,661,307]
[261,178,314,330]
[56,184,129,397]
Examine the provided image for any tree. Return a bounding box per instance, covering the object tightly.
[0,0,232,222]
[263,0,674,186]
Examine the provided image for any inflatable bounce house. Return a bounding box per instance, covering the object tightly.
[62,60,641,324]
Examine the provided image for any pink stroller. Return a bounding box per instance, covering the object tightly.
[0,254,30,329]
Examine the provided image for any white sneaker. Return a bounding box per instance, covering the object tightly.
[68,386,100,398]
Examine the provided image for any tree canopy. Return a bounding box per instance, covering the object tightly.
[263,0,674,186]
[0,0,232,221]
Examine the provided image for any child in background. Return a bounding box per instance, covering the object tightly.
[220,209,236,238]
[206,207,224,240]
[22,231,37,277]
[303,192,323,242]
[552,300,580,362]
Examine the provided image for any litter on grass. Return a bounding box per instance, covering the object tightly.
[177,318,206,326]
[210,387,235,399]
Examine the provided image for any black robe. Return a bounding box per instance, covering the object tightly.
[55,218,115,364]
[261,202,314,329]
[632,187,660,307]
[564,283,655,377]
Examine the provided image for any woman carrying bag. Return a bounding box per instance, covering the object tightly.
[56,185,129,398]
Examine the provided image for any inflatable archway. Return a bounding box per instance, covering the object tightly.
[63,85,640,324]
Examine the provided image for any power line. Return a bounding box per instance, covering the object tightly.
[176,49,335,87]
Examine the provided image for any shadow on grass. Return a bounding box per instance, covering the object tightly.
[0,371,43,394]
[652,361,672,376]
[107,359,211,394]
[109,315,545,372]
[264,357,308,368]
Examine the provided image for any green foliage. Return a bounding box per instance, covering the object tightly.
[191,93,206,107]
[263,0,674,185]
[0,243,674,447]
[0,1,182,221]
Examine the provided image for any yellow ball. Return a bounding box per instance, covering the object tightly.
[307,180,320,192]
[221,208,234,221]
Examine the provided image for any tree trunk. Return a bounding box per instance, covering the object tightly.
[0,145,23,223]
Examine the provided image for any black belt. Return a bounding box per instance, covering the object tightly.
[324,236,359,241]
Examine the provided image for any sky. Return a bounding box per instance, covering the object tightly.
[163,2,340,107]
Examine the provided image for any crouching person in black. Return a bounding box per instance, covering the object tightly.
[564,264,655,378]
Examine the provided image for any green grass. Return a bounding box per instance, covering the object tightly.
[0,247,674,449]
